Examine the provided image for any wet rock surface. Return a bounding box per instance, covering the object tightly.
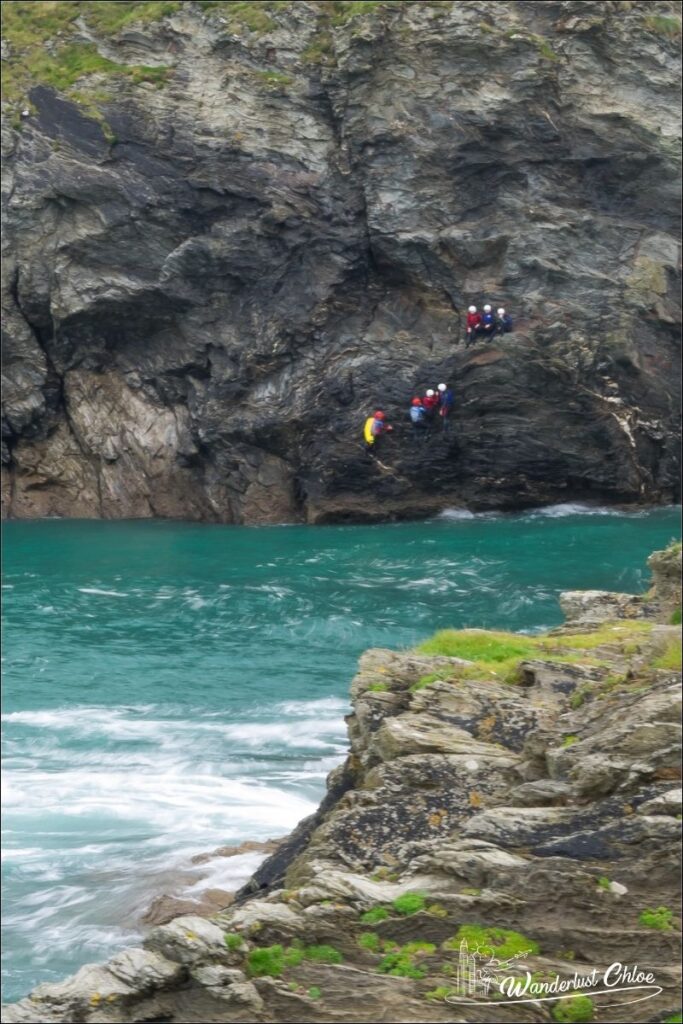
[3,545,680,1022]
[2,1,681,522]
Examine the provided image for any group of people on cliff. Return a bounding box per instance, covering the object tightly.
[362,302,513,453]
[465,303,513,346]
[364,382,454,452]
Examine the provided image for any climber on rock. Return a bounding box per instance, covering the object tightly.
[437,383,454,432]
[364,410,392,453]
[465,305,481,346]
[409,397,428,441]
[423,389,439,415]
[496,307,513,333]
[479,304,496,340]
[422,389,440,428]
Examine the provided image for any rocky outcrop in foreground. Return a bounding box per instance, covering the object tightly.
[4,546,681,1023]
[2,1,681,522]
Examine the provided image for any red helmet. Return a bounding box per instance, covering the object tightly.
[374,410,385,420]
[411,397,422,406]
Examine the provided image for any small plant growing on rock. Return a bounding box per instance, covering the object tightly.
[224,932,244,951]
[392,891,427,915]
[670,606,682,625]
[639,906,674,930]
[460,887,482,896]
[247,945,294,978]
[360,906,389,924]
[652,638,682,671]
[367,682,388,692]
[644,14,682,37]
[358,931,381,952]
[308,986,322,1000]
[596,876,611,890]
[425,985,454,1001]
[569,687,589,709]
[410,671,451,692]
[664,1014,683,1023]
[371,867,399,882]
[551,994,595,1022]
[376,939,436,978]
[427,902,448,918]
[303,944,343,964]
[562,734,579,747]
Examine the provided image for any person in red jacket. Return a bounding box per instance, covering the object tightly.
[423,389,439,416]
[465,305,481,347]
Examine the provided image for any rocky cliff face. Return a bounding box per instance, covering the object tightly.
[4,546,681,1022]
[2,1,681,522]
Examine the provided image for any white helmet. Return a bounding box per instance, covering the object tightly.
[468,305,477,313]
[438,383,447,392]
[497,307,505,315]
[483,304,492,312]
[426,389,435,397]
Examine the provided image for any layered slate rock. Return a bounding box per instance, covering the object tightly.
[2,1,681,522]
[4,546,681,1023]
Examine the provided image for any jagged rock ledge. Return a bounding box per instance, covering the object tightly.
[3,545,681,1024]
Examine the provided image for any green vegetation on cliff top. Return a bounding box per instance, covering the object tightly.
[1,2,176,108]
[412,621,653,688]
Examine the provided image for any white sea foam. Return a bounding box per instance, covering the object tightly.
[77,588,129,598]
[527,502,616,518]
[184,850,268,895]
[276,696,349,716]
[437,508,477,520]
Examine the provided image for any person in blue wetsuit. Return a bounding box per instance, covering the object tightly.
[479,304,496,340]
[496,307,514,333]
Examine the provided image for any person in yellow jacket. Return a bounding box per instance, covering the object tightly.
[363,410,392,452]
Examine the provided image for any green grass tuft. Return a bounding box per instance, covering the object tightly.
[425,985,454,1001]
[360,906,389,924]
[224,932,244,950]
[302,944,343,964]
[596,876,611,890]
[653,638,682,671]
[417,629,538,662]
[254,69,294,87]
[308,986,322,999]
[391,891,427,916]
[639,906,674,930]
[377,940,434,979]
[358,931,381,952]
[644,15,682,38]
[551,994,595,1022]
[670,606,682,626]
[246,944,289,977]
[245,941,342,977]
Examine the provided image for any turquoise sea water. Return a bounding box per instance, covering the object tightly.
[2,504,680,1002]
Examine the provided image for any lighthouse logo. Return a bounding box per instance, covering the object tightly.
[451,938,533,998]
[446,941,663,1010]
